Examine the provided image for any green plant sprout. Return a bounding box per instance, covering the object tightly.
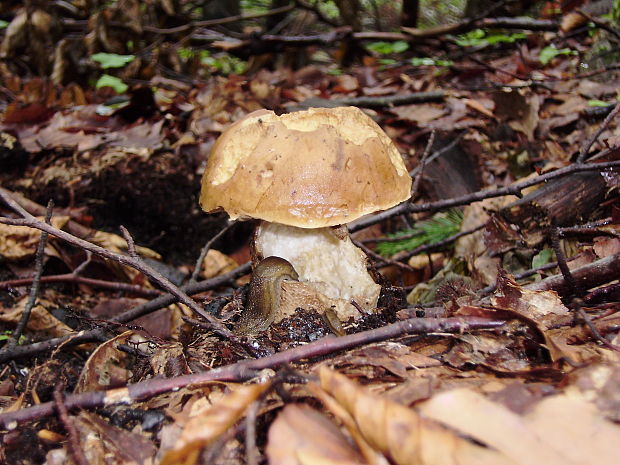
[91,53,135,69]
[366,40,410,55]
[95,74,128,94]
[454,29,526,47]
[539,45,577,65]
[376,209,463,256]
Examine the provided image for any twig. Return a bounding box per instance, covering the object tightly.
[190,220,237,283]
[409,131,467,178]
[576,9,620,42]
[353,240,414,272]
[411,130,435,200]
[577,102,620,163]
[550,223,581,297]
[245,398,262,465]
[479,255,579,295]
[0,274,162,297]
[348,160,620,233]
[53,384,88,465]
[142,4,295,34]
[4,201,53,350]
[290,91,445,111]
[574,302,620,352]
[0,263,251,363]
[0,315,504,427]
[0,188,235,340]
[526,253,620,294]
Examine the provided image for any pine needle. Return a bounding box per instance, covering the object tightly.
[375,209,463,256]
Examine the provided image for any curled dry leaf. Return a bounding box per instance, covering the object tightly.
[160,381,271,465]
[266,403,367,465]
[75,331,148,394]
[491,270,574,362]
[317,367,513,465]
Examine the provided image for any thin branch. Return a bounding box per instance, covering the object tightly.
[411,130,435,200]
[4,201,53,350]
[349,160,620,233]
[0,262,251,363]
[0,315,504,427]
[53,384,88,465]
[577,102,620,163]
[142,4,295,34]
[190,220,237,283]
[409,131,467,178]
[0,188,235,340]
[0,274,162,297]
[550,223,581,297]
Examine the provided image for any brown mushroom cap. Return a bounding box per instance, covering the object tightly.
[199,106,412,228]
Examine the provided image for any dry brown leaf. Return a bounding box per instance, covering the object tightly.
[463,98,495,118]
[75,331,147,393]
[390,104,445,126]
[0,216,68,260]
[201,249,239,279]
[74,411,157,465]
[160,382,271,465]
[266,404,367,465]
[318,367,515,465]
[419,388,573,465]
[491,271,573,362]
[0,296,73,338]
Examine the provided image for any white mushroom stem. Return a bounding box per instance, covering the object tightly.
[254,221,381,314]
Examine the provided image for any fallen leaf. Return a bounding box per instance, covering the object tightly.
[266,404,367,465]
[318,367,514,465]
[160,382,271,465]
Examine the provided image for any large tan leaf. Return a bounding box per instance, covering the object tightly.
[318,367,514,465]
[266,404,366,465]
[526,391,620,465]
[419,388,580,465]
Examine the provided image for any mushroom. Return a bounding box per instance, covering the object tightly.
[199,106,411,329]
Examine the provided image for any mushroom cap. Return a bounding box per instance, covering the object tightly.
[199,106,412,228]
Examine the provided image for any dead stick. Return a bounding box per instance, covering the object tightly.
[349,160,620,233]
[0,188,234,340]
[0,262,251,363]
[53,384,88,465]
[0,274,162,297]
[0,316,503,427]
[577,102,620,163]
[190,220,237,283]
[5,201,53,350]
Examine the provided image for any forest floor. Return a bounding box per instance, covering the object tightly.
[1,3,620,465]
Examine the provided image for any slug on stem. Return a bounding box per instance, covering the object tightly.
[235,256,299,334]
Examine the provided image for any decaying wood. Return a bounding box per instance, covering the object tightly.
[501,171,610,228]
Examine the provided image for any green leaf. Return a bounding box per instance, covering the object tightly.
[0,19,9,29]
[391,40,410,53]
[485,32,526,44]
[366,40,409,55]
[539,45,575,65]
[587,99,611,107]
[96,74,128,93]
[375,210,463,256]
[532,248,554,269]
[91,52,135,69]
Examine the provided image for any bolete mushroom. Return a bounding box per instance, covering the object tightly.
[200,106,411,330]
